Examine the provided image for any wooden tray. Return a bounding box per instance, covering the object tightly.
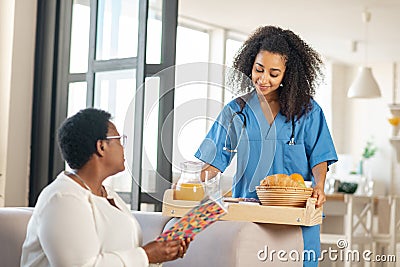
[162,189,323,226]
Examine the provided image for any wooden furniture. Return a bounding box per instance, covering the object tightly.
[321,194,375,267]
[162,189,323,226]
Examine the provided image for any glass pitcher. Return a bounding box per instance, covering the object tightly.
[175,161,204,201]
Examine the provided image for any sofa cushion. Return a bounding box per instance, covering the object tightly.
[163,221,303,267]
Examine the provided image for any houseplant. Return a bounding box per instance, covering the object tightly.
[358,140,377,175]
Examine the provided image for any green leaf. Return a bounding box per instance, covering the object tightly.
[362,141,377,159]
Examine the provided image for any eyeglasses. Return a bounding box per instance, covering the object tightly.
[106,135,127,148]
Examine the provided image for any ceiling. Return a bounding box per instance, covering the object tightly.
[179,0,400,65]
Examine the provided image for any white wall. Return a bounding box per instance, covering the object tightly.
[0,0,37,206]
[330,63,353,154]
[368,63,398,195]
[331,62,395,195]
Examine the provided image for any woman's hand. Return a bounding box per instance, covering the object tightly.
[171,182,177,189]
[143,238,191,264]
[311,161,328,208]
[312,183,326,208]
[200,164,221,182]
[177,238,191,258]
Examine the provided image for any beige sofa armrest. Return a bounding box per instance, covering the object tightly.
[0,207,33,267]
[132,211,172,244]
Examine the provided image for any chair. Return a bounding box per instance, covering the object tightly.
[321,194,375,267]
[372,196,400,267]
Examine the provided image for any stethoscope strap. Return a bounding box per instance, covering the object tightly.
[287,118,296,145]
[223,99,248,153]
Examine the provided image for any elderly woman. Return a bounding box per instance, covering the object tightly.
[21,108,189,266]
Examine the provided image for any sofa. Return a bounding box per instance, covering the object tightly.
[0,207,304,267]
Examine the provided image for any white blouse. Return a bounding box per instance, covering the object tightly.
[21,172,153,267]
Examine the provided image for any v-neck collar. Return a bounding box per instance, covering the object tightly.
[247,91,288,139]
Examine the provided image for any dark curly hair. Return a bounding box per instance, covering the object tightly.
[231,25,323,121]
[57,108,111,169]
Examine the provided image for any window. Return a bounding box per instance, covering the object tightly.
[32,0,180,211]
[172,26,209,179]
[62,0,141,200]
[95,0,139,60]
[314,62,332,129]
[224,38,243,103]
[146,6,162,64]
[32,0,251,210]
[94,69,136,130]
[67,82,87,117]
[141,76,160,194]
[70,0,90,73]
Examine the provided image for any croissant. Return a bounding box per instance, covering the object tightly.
[260,174,286,186]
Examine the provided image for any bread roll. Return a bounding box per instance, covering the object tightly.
[259,173,306,187]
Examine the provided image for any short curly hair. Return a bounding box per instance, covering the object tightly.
[57,108,111,169]
[231,25,324,121]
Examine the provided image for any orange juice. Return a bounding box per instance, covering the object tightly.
[174,183,205,201]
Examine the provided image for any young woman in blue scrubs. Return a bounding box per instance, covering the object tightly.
[195,26,337,266]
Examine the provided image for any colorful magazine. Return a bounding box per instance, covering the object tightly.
[157,200,226,241]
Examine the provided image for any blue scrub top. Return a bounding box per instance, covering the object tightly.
[195,91,338,199]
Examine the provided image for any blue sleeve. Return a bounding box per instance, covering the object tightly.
[194,102,240,172]
[304,102,338,169]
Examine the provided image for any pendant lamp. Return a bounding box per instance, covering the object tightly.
[347,9,381,98]
[348,66,381,98]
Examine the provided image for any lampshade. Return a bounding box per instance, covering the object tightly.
[347,66,381,98]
